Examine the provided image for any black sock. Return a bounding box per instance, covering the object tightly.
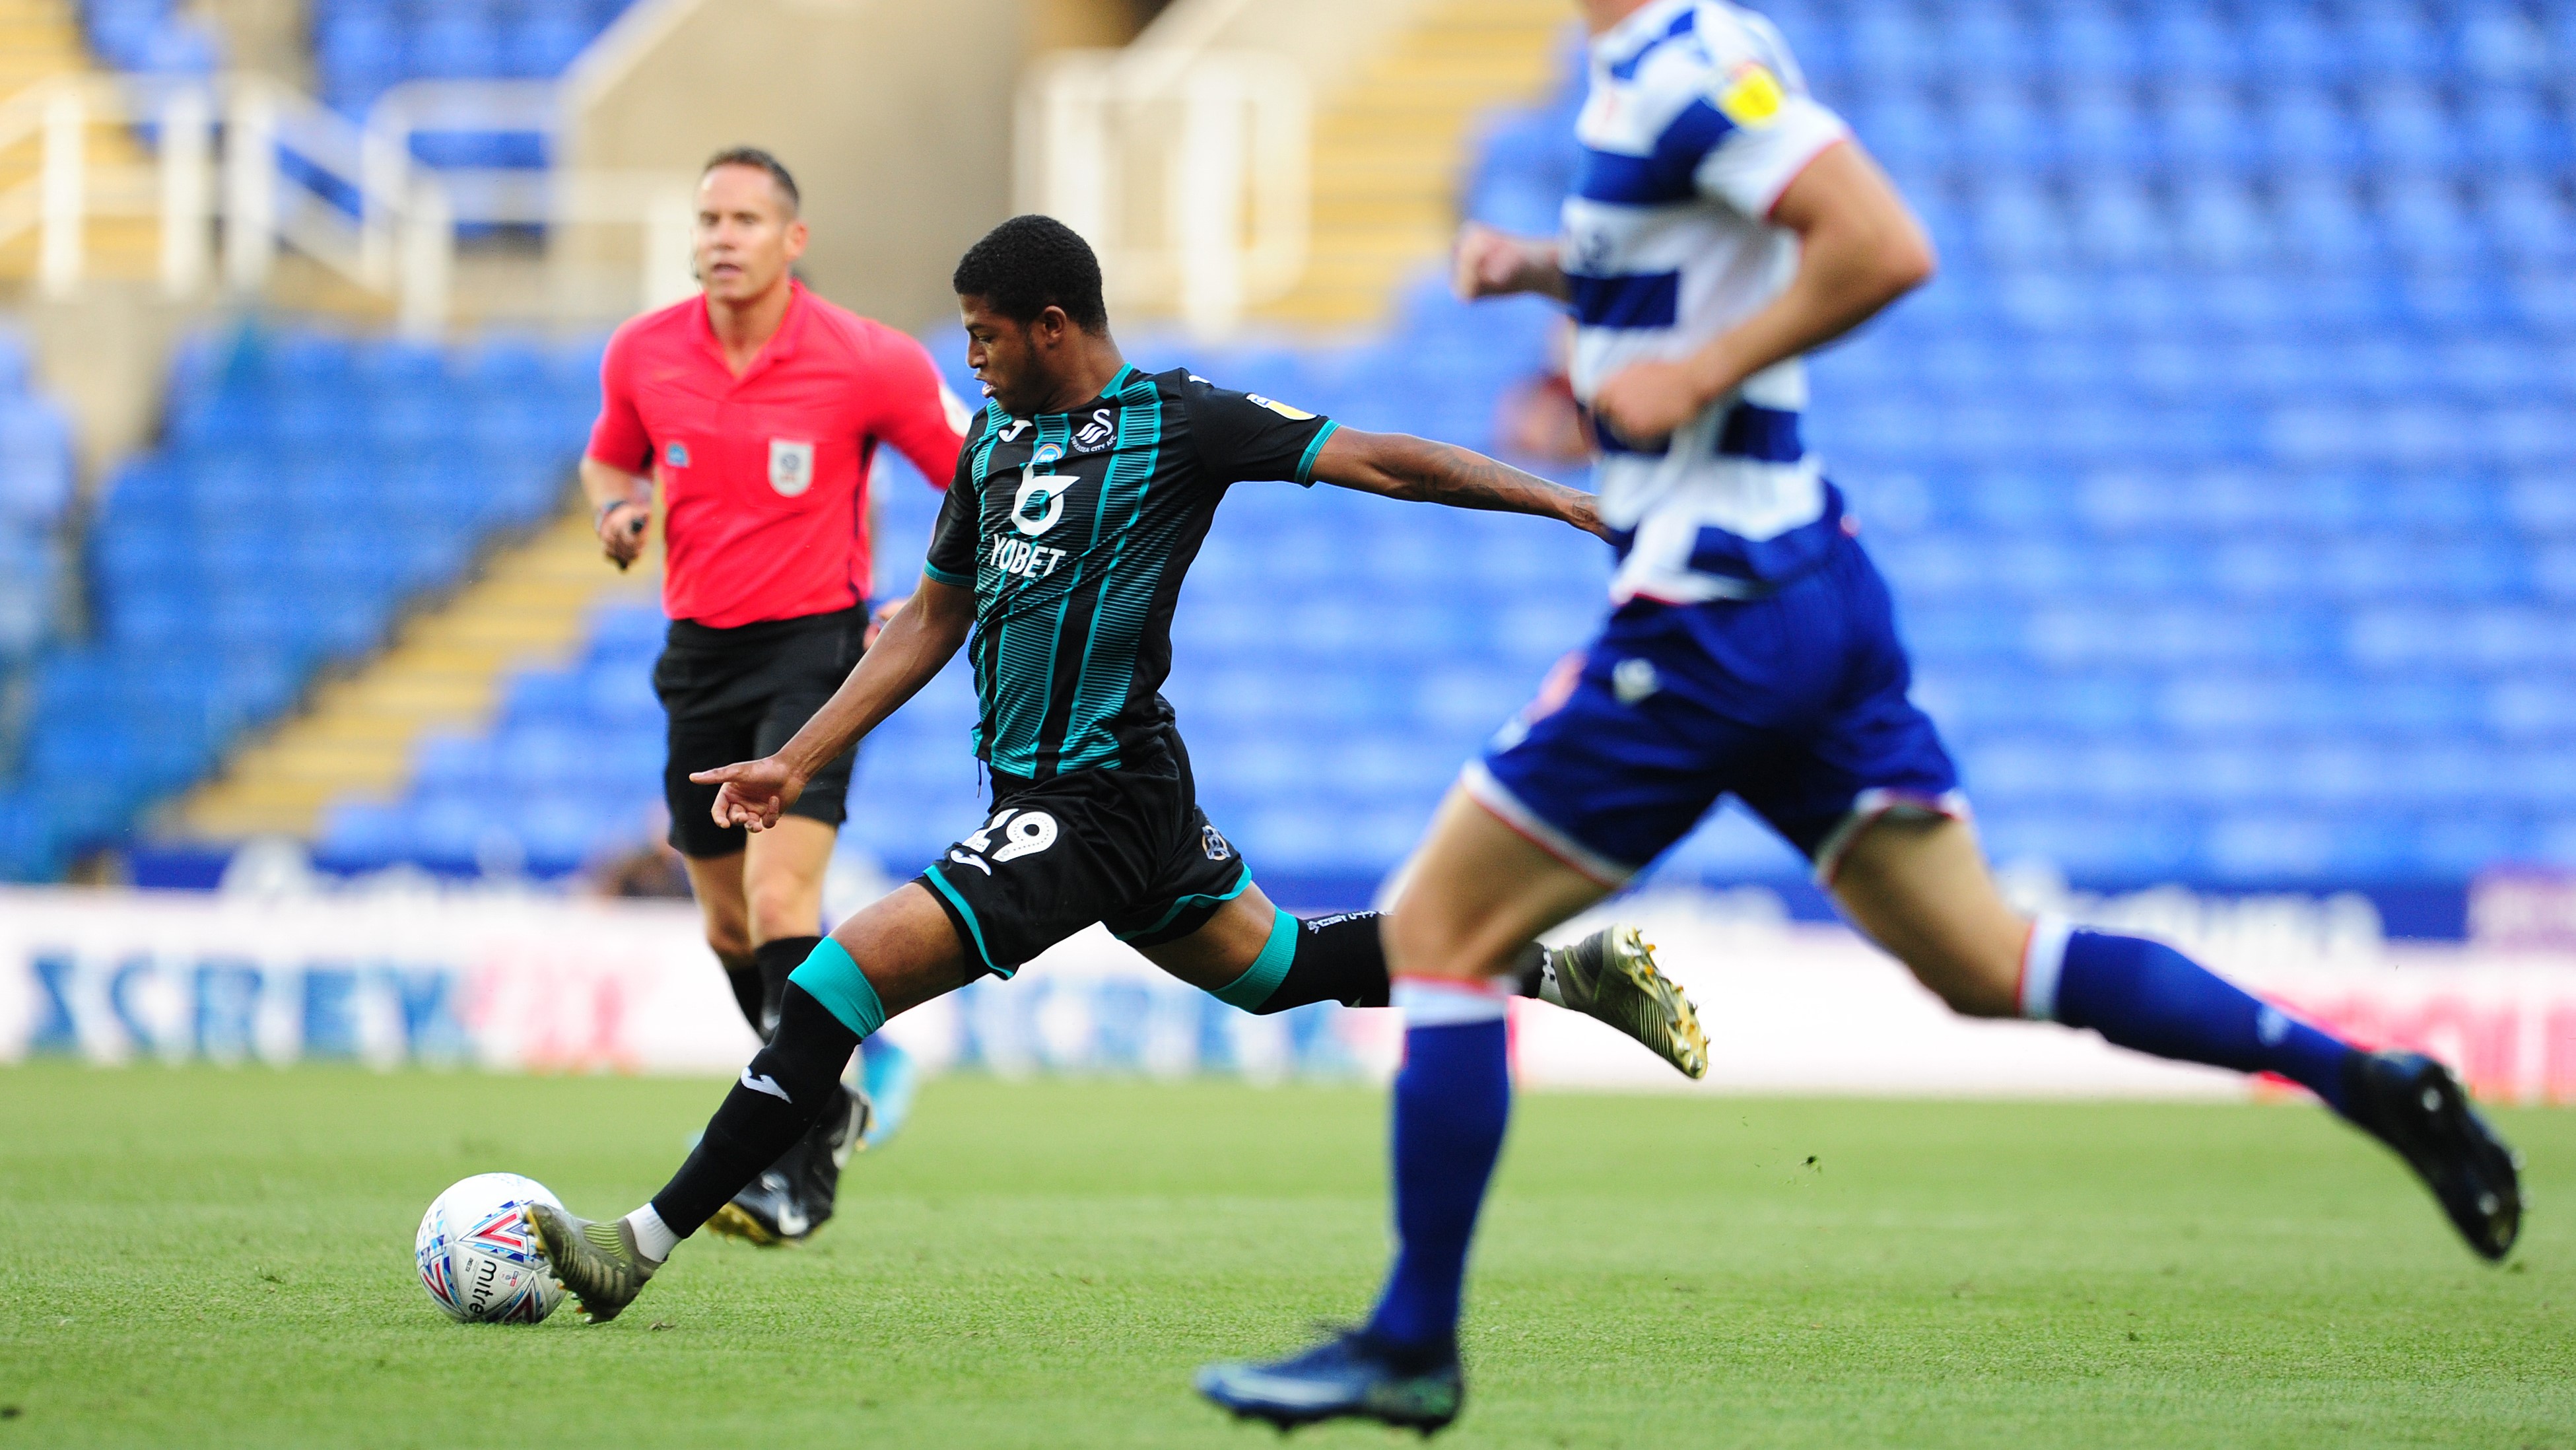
[1247,911,1390,1013]
[718,951,764,1038]
[1247,913,1551,1014]
[751,935,821,1039]
[650,984,860,1237]
[1508,941,1549,1000]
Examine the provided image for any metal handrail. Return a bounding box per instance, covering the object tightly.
[1019,42,1310,336]
[0,72,696,335]
[364,79,559,233]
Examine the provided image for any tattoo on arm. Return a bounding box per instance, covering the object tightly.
[1381,436,1604,535]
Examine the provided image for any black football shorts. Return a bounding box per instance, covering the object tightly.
[913,755,1253,979]
[654,607,864,859]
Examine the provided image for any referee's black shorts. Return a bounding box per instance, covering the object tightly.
[653,605,864,859]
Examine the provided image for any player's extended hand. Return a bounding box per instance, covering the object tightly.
[1563,493,1613,543]
[1453,222,1545,301]
[596,500,649,570]
[1590,359,1712,448]
[865,596,906,650]
[689,755,805,833]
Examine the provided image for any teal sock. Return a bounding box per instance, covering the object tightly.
[785,937,888,1039]
[1211,909,1299,1011]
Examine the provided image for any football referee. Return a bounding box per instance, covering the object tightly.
[581,147,966,1244]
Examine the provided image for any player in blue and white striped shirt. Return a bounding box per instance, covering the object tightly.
[1200,0,2521,1431]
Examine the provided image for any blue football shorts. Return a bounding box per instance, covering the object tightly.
[1470,532,1965,886]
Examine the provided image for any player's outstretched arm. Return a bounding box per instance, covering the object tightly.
[1593,141,1935,442]
[1310,429,1609,541]
[689,576,975,831]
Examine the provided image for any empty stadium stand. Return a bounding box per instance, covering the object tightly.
[316,0,633,98]
[20,0,2575,924]
[0,331,70,666]
[0,328,74,848]
[313,0,634,168]
[313,0,2576,906]
[178,504,653,848]
[1755,0,2576,893]
[72,0,219,76]
[0,326,597,880]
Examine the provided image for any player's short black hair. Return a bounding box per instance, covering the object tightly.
[701,146,799,215]
[952,215,1108,333]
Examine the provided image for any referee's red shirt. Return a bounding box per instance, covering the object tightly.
[587,281,966,629]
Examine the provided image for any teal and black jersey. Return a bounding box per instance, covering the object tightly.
[923,364,1338,781]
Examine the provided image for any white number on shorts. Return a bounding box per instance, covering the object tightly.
[961,809,1015,854]
[992,811,1058,862]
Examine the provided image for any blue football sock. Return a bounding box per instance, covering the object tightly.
[1366,981,1512,1354]
[2025,924,2357,1114]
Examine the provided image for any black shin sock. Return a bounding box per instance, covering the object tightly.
[1508,941,1549,1000]
[650,985,860,1237]
[1244,913,1551,1014]
[1247,911,1391,1013]
[718,951,764,1038]
[751,935,821,1039]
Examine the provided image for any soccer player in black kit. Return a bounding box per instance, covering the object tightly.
[530,215,1709,1319]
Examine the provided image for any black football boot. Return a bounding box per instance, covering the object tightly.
[2339,1050,2523,1261]
[704,1082,870,1246]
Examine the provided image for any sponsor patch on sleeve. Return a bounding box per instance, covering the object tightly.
[1714,62,1784,127]
[1246,394,1317,421]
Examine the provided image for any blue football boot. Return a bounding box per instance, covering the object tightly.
[859,1038,919,1150]
[1196,1328,1462,1435]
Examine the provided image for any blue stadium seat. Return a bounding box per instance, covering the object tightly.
[2144,7,2244,84]
[413,732,500,793]
[2173,180,2274,267]
[2040,9,2139,81]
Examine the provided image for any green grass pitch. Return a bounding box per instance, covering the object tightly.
[2,1062,2570,1448]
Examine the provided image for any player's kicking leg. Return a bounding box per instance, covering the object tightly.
[702,815,871,1247]
[678,814,877,1249]
[532,880,969,1321]
[1134,885,1705,1082]
[1198,786,1606,1433]
[1829,813,2523,1259]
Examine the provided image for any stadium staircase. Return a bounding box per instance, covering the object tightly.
[1250,0,1567,328]
[176,509,656,843]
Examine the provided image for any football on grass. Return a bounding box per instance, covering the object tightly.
[415,1173,566,1324]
